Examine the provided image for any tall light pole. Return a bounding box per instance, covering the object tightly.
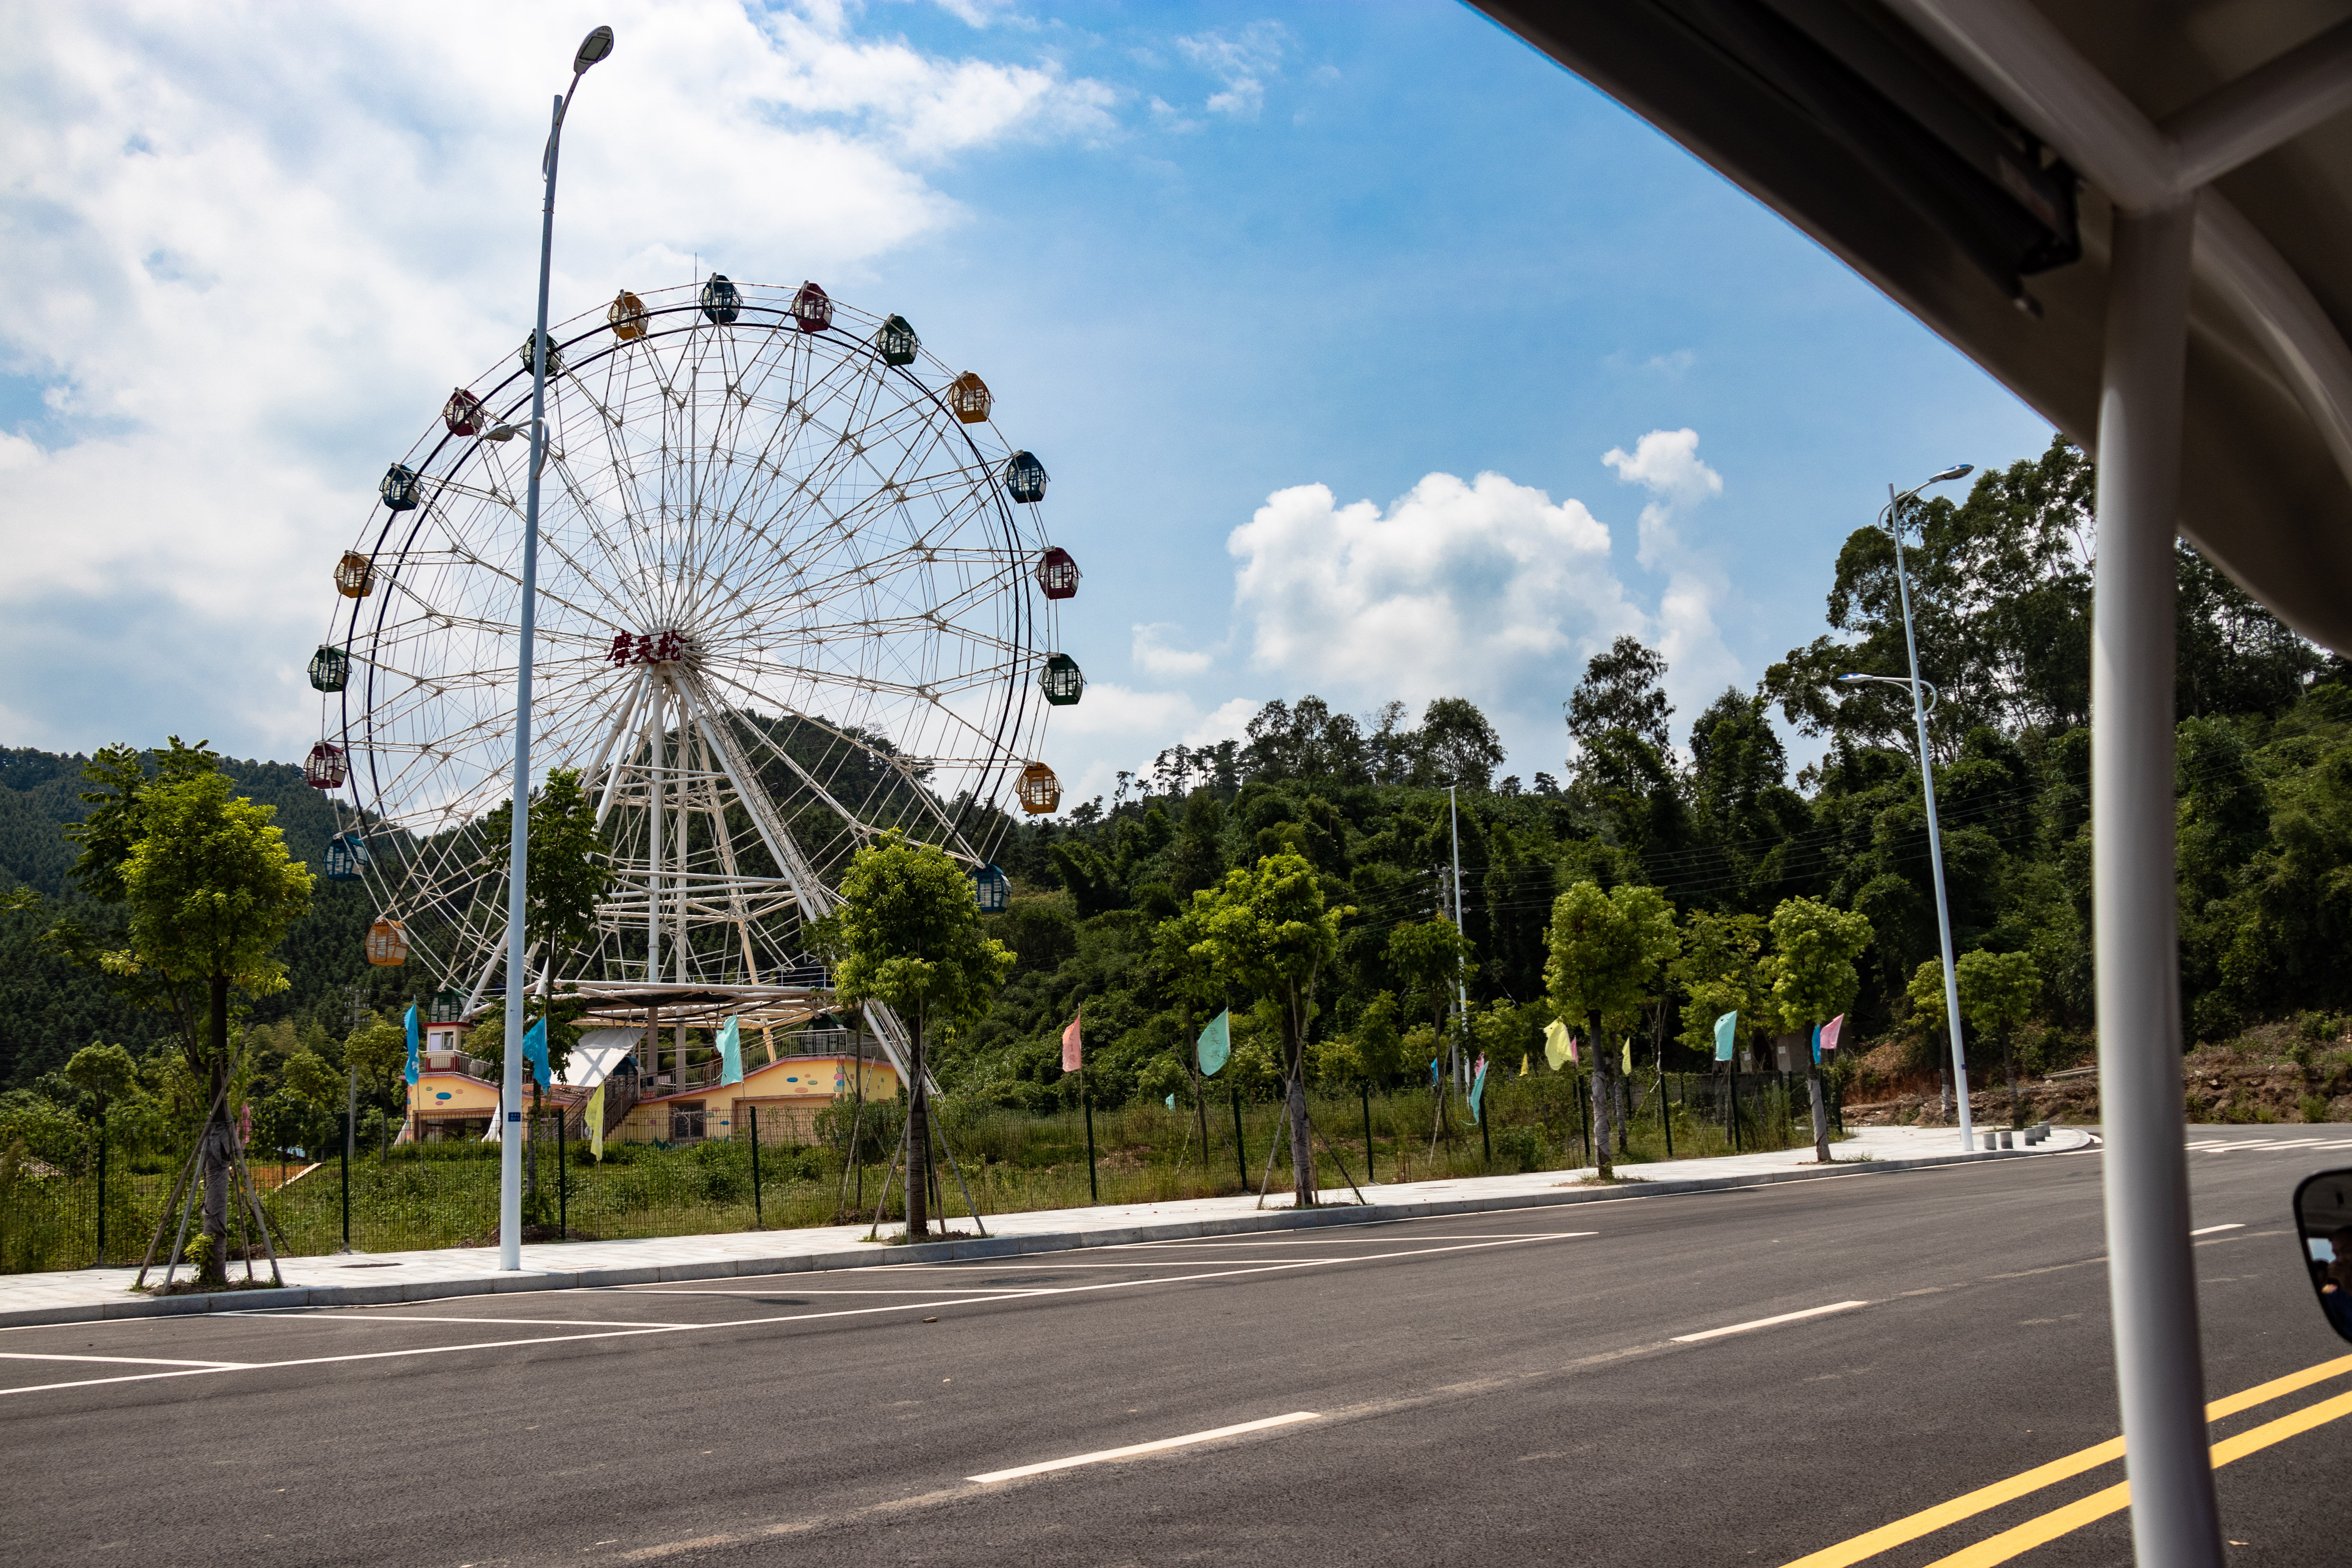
[1840,461,1975,1154]
[499,24,615,1273]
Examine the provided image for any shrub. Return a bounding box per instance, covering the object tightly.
[2301,1094,2332,1124]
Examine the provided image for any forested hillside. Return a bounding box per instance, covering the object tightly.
[4,439,2347,1120]
[0,745,380,1086]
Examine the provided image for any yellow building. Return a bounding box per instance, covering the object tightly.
[619,1050,897,1144]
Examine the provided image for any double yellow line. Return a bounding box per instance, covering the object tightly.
[1783,1353,2352,1567]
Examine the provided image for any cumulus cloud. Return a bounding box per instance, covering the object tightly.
[1228,470,1642,720]
[1131,622,1214,677]
[0,0,1114,757]
[1177,22,1285,118]
[1602,428,1740,722]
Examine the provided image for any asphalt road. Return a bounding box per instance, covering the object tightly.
[4,1130,2347,1567]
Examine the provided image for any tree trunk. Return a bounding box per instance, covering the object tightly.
[905,1017,929,1239]
[1807,1061,1831,1163]
[1287,988,1316,1207]
[1592,1055,1615,1181]
[199,973,231,1288]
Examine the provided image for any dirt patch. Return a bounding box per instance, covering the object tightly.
[1842,1045,2352,1127]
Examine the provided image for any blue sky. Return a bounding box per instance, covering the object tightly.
[0,0,2053,806]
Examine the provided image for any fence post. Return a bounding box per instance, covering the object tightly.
[341,1066,353,1254]
[750,1105,762,1229]
[94,1109,106,1269]
[1232,1086,1247,1187]
[1083,1073,1099,1205]
[559,1102,568,1240]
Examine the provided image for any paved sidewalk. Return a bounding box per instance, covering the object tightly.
[0,1123,2088,1328]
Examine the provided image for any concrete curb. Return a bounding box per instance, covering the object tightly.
[1,1142,2077,1330]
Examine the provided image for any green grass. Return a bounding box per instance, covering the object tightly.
[0,1073,1846,1270]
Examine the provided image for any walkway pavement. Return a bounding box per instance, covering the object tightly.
[0,1123,2088,1328]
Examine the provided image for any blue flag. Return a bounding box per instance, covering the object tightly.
[1811,1023,1822,1065]
[717,1016,743,1087]
[404,1005,421,1086]
[1713,1010,1738,1062]
[1196,1010,1230,1077]
[522,1016,550,1091]
[1165,1092,1176,1111]
[1430,1056,1441,1087]
[1468,1058,1489,1124]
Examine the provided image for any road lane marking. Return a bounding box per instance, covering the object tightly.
[0,1352,249,1368]
[222,1313,700,1328]
[1920,1388,2352,1567]
[1778,1352,2352,1568]
[1672,1301,1868,1343]
[2189,1223,2243,1236]
[967,1412,1319,1483]
[0,1235,1584,1399]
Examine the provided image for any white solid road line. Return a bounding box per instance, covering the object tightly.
[968,1412,1321,1483]
[1671,1300,1870,1343]
[0,1352,249,1368]
[2190,1223,2245,1236]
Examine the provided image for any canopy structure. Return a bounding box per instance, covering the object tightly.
[1475,6,2352,1564]
[1478,0,2352,654]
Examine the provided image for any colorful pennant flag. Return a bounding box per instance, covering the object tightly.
[1713,1010,1738,1062]
[1062,1007,1083,1073]
[1430,1056,1441,1087]
[1543,1019,1572,1071]
[1164,1092,1176,1111]
[1621,1038,1633,1075]
[1196,1010,1231,1076]
[404,1004,421,1086]
[522,1016,551,1091]
[586,1081,605,1163]
[1820,1014,1845,1054]
[1468,1055,1489,1124]
[1520,1054,1530,1077]
[717,1016,744,1087]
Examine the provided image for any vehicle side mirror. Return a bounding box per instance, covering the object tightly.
[2291,1169,2352,1344]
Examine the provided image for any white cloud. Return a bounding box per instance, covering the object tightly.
[1132,621,1213,677]
[0,0,1116,758]
[1230,470,1636,698]
[1177,23,1285,118]
[1602,428,1740,724]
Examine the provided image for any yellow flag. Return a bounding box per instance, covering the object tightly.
[586,1081,606,1163]
[1520,1053,1530,1077]
[1622,1038,1633,1075]
[1543,1019,1572,1071]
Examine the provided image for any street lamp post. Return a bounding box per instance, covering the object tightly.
[499,24,614,1273]
[1842,461,1975,1155]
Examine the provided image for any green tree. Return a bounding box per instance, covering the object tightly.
[1766,897,1874,1163]
[1670,911,1772,1060]
[1385,918,1474,1118]
[1545,881,1679,1179]
[119,769,314,1285]
[1956,949,2041,1127]
[817,832,1013,1238]
[1192,851,1352,1206]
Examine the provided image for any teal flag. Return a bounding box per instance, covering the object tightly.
[1196,1010,1231,1076]
[1468,1058,1489,1124]
[522,1016,550,1091]
[403,1004,421,1086]
[1713,1010,1738,1062]
[718,1016,743,1087]
[1164,1092,1176,1110]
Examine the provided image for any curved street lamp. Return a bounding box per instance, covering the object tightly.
[1842,461,1976,1155]
[500,24,614,1274]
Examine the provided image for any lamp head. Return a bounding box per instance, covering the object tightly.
[573,25,615,73]
[1928,463,1973,485]
[1837,673,1867,684]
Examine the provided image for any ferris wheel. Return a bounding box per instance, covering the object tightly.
[303,277,1082,1030]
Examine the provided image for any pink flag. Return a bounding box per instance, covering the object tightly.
[1062,1007,1083,1073]
[1820,1014,1845,1053]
